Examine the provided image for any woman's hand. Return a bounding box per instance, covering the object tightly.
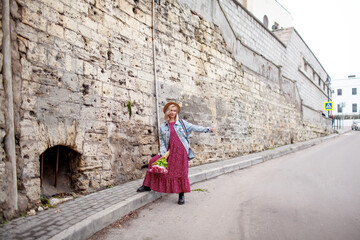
[163,150,170,159]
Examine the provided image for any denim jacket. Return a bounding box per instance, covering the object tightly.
[159,119,212,157]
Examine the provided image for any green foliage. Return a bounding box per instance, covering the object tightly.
[106,185,113,189]
[40,195,50,205]
[153,158,168,169]
[127,100,132,119]
[0,220,9,227]
[40,195,55,208]
[192,188,208,192]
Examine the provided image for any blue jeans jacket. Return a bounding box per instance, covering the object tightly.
[159,120,212,157]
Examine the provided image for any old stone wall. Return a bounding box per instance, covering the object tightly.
[180,0,330,121]
[179,0,284,86]
[8,0,159,214]
[0,0,332,219]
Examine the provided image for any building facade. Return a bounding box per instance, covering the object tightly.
[243,0,293,30]
[181,0,332,126]
[331,76,360,126]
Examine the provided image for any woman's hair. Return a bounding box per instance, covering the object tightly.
[164,104,179,121]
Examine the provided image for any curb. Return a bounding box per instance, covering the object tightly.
[50,191,166,240]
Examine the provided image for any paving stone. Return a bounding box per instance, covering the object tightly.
[32,229,47,238]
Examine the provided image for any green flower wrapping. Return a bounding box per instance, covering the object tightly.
[153,157,168,169]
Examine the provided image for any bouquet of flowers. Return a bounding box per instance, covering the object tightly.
[149,157,168,174]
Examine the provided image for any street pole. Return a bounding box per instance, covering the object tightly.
[2,0,18,217]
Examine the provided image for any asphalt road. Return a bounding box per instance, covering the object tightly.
[90,131,360,240]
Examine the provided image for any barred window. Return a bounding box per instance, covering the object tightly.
[337,89,342,96]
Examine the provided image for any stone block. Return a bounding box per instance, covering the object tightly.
[61,72,80,91]
[140,144,153,155]
[23,178,41,202]
[27,42,47,65]
[64,29,84,48]
[78,24,93,39]
[41,0,64,13]
[118,0,135,18]
[72,0,89,14]
[98,143,112,156]
[63,16,78,32]
[17,193,29,212]
[84,61,98,76]
[21,7,47,32]
[102,157,112,170]
[83,142,99,156]
[103,14,118,30]
[97,24,112,39]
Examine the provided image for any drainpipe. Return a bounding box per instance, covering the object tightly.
[152,0,161,149]
[2,0,18,215]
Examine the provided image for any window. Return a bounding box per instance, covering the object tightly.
[337,104,342,113]
[263,15,269,28]
[352,88,357,95]
[337,89,342,96]
[353,104,357,113]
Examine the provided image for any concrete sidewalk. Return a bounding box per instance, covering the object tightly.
[0,128,351,240]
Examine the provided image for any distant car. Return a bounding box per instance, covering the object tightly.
[351,120,360,130]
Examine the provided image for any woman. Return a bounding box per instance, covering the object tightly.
[137,102,214,205]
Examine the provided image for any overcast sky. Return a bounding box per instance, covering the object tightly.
[277,0,360,80]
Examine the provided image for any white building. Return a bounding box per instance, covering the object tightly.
[331,76,360,126]
[241,0,331,124]
[242,0,293,30]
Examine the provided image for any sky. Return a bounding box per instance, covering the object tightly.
[277,0,360,80]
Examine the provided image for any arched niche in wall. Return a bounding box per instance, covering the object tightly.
[39,145,81,196]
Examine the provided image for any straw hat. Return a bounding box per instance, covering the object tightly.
[163,102,181,113]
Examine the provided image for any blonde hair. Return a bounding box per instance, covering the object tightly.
[164,104,179,121]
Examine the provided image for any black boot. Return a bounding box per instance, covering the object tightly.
[137,185,151,192]
[178,192,185,205]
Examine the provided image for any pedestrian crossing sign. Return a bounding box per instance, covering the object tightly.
[324,101,333,111]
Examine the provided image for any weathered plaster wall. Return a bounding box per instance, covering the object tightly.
[275,28,330,123]
[0,0,332,219]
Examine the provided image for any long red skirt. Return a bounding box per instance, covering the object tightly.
[143,122,191,193]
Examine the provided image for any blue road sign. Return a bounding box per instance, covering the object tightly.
[324,102,333,111]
